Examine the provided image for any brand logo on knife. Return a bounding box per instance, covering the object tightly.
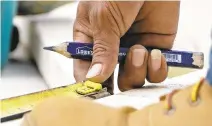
[76,46,93,55]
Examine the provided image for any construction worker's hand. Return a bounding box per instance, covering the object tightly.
[73,1,180,92]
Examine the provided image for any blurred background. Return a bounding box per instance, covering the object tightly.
[1,0,212,99]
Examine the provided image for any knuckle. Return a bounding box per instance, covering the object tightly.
[118,83,144,92]
[130,44,148,53]
[162,35,175,49]
[147,73,167,83]
[137,33,176,50]
[118,84,132,92]
[92,40,118,61]
[131,44,145,49]
[118,75,146,91]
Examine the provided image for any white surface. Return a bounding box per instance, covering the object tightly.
[95,68,207,109]
[1,61,48,99]
[31,19,76,88]
[0,119,23,126]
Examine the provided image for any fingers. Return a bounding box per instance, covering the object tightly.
[73,2,120,84]
[84,3,119,82]
[74,1,144,84]
[147,49,168,83]
[120,32,176,49]
[85,38,119,83]
[118,45,168,91]
[117,1,180,91]
[118,31,175,91]
[118,45,148,91]
[73,19,93,82]
[73,2,93,82]
[73,20,93,82]
[86,2,143,83]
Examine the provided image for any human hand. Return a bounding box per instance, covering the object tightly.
[73,1,180,93]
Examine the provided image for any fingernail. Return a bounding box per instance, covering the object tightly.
[151,49,161,71]
[86,63,102,78]
[132,49,146,67]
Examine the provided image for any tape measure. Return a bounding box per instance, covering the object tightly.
[0,81,111,122]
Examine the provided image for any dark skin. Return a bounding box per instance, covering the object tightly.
[73,1,180,93]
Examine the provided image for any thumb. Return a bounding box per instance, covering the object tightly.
[85,1,143,83]
[85,35,120,83]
